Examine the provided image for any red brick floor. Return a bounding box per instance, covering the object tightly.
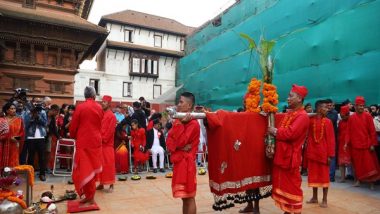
[33,173,380,213]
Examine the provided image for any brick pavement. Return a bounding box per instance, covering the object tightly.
[32,172,380,214]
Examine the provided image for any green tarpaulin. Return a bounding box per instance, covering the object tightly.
[178,0,380,110]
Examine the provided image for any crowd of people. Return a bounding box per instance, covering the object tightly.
[0,89,192,179]
[1,85,380,214]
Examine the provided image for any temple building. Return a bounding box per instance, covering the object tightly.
[0,0,108,106]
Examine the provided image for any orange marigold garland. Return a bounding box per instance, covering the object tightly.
[262,83,279,113]
[245,78,261,113]
[0,190,27,209]
[7,195,27,209]
[14,165,35,187]
[0,190,13,199]
[312,118,326,143]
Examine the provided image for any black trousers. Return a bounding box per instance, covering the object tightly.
[27,138,46,176]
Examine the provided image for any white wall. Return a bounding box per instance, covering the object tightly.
[106,23,184,52]
[75,55,177,102]
[76,21,183,103]
[105,49,130,75]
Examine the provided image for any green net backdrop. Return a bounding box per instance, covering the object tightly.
[177,0,380,110]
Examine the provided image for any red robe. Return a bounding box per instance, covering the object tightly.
[272,109,309,214]
[98,109,117,185]
[166,119,200,198]
[346,112,380,182]
[147,120,154,131]
[70,98,103,199]
[114,129,129,173]
[0,118,8,170]
[338,119,351,165]
[306,117,335,188]
[0,117,24,169]
[131,128,149,165]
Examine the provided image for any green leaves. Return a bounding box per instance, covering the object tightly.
[260,39,275,58]
[239,33,257,50]
[239,33,276,83]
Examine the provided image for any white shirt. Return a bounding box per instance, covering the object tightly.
[152,128,160,148]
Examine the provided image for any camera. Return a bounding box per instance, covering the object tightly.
[31,102,44,113]
[14,88,28,101]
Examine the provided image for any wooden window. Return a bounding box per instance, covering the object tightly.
[132,58,140,73]
[141,58,146,73]
[20,44,31,64]
[123,82,132,97]
[89,79,100,95]
[124,29,133,42]
[152,60,158,75]
[130,53,159,77]
[180,38,185,51]
[50,82,65,93]
[14,78,34,91]
[154,35,162,47]
[153,84,162,99]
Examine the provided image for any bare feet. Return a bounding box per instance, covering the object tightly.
[320,201,328,208]
[96,184,104,190]
[79,197,94,205]
[107,184,114,193]
[353,181,360,187]
[306,198,318,204]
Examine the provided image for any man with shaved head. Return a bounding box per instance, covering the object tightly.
[69,86,104,205]
[166,92,200,214]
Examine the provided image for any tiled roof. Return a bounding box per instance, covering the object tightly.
[99,10,195,36]
[0,1,107,34]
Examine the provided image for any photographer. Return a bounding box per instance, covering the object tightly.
[24,98,48,181]
[46,104,60,173]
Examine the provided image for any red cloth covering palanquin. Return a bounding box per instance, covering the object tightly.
[206,111,281,210]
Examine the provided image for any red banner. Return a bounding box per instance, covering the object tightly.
[206,111,280,210]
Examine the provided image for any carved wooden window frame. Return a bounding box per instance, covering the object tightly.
[124,29,134,43]
[129,52,159,77]
[89,79,100,95]
[122,82,132,97]
[153,84,162,99]
[154,35,162,48]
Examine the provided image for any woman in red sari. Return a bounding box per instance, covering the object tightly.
[114,119,129,174]
[130,119,149,174]
[0,111,10,167]
[1,103,24,169]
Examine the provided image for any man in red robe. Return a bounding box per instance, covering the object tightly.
[346,96,380,190]
[166,92,200,214]
[268,84,310,214]
[70,86,104,204]
[306,100,335,208]
[338,105,351,182]
[96,95,117,192]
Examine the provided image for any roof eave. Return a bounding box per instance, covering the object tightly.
[99,18,192,36]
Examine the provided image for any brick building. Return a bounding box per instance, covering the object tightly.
[0,0,108,106]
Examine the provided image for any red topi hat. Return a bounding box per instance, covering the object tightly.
[291,84,308,99]
[340,105,350,115]
[355,96,365,105]
[102,95,112,102]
